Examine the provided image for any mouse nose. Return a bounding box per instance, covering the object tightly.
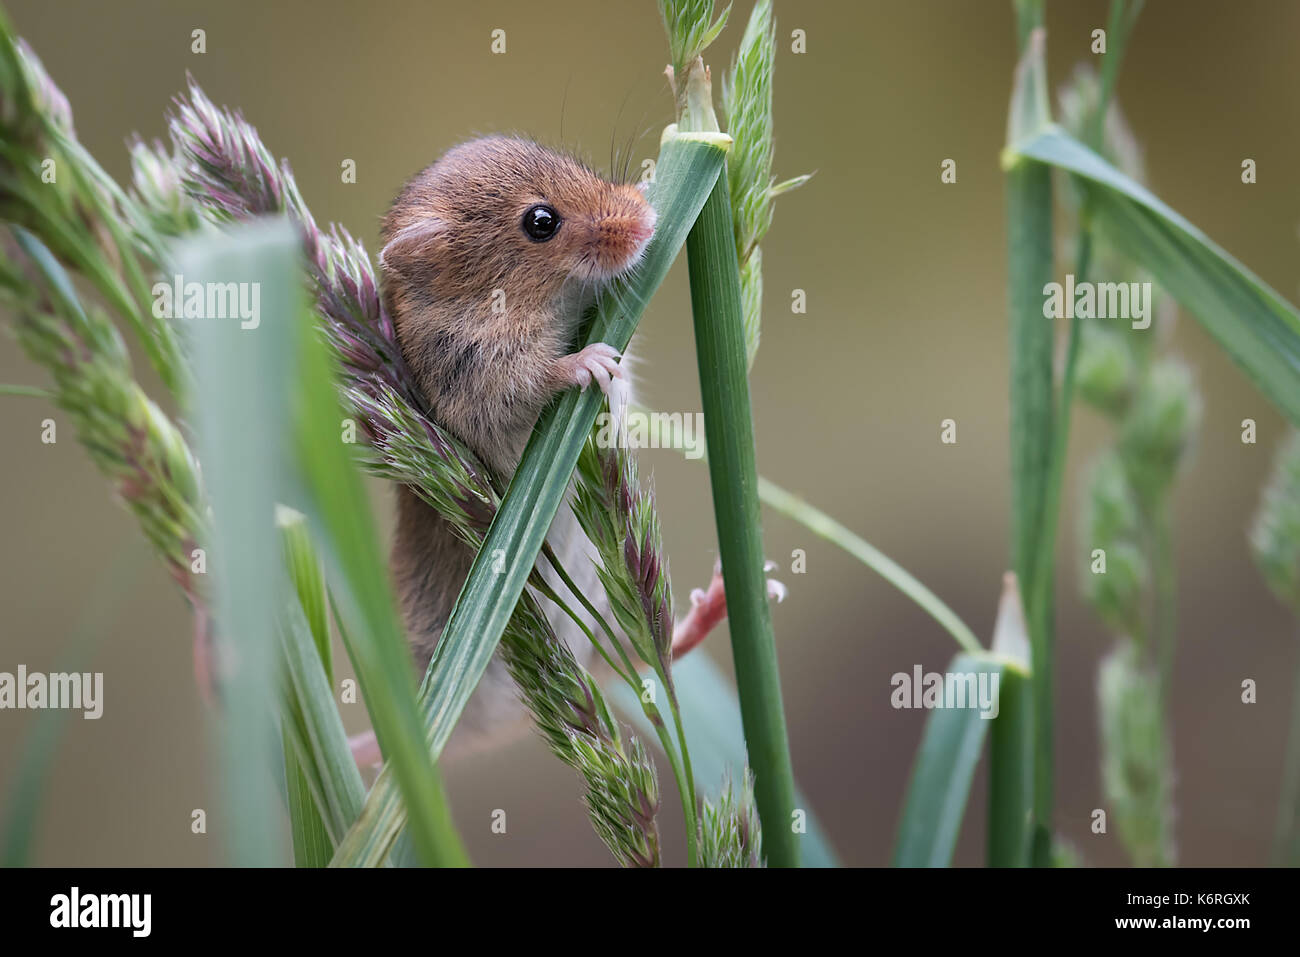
[593,216,653,272]
[589,191,656,276]
[626,213,655,245]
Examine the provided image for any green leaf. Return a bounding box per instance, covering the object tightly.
[1274,652,1300,866]
[280,224,467,868]
[986,575,1034,867]
[284,747,333,868]
[987,664,1032,866]
[181,219,465,867]
[330,131,730,867]
[280,505,332,678]
[277,592,365,849]
[182,220,296,867]
[1003,24,1056,867]
[756,476,982,654]
[893,653,1005,867]
[1009,125,1300,426]
[277,507,343,866]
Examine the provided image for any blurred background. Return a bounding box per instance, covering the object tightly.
[2,0,1298,866]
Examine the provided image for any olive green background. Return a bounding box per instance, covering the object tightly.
[2,0,1298,866]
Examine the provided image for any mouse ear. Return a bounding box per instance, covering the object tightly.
[378,217,447,282]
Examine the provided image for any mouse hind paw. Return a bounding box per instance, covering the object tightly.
[670,559,787,660]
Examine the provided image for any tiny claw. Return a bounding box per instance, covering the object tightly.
[763,559,778,573]
[689,587,708,606]
[607,373,631,420]
[556,342,624,397]
[767,578,788,603]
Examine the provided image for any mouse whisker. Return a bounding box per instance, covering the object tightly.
[627,118,657,186]
[559,71,572,144]
[608,125,618,187]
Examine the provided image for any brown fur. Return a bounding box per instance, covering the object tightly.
[379,137,654,753]
[381,136,653,474]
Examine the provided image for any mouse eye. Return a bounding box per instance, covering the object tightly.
[522,204,560,242]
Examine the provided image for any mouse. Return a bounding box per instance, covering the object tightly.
[353,136,735,765]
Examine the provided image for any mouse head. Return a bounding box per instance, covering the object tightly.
[380,136,656,309]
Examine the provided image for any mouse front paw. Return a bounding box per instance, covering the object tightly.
[554,342,624,396]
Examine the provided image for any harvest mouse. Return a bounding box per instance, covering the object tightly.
[352,136,735,765]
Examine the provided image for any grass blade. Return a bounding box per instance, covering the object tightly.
[281,221,467,867]
[284,748,332,868]
[1008,126,1300,425]
[1004,19,1055,866]
[280,506,332,677]
[183,221,294,866]
[986,574,1034,867]
[278,592,366,847]
[892,653,1004,867]
[278,508,340,866]
[331,131,729,867]
[756,476,981,654]
[648,417,982,653]
[1276,648,1300,865]
[181,219,465,867]
[987,667,1033,865]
